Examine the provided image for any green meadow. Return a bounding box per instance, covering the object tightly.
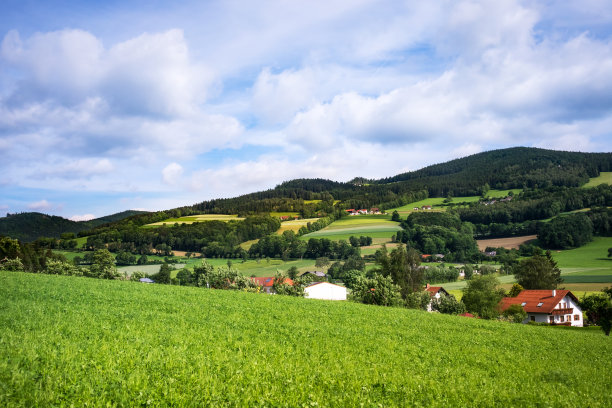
[389,189,521,215]
[583,172,612,188]
[300,215,401,242]
[1,271,611,407]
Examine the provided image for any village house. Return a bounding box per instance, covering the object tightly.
[422,205,432,210]
[424,283,450,312]
[304,281,347,300]
[250,276,294,294]
[499,290,583,326]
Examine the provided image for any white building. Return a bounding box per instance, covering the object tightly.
[425,283,450,312]
[500,290,583,327]
[304,282,347,301]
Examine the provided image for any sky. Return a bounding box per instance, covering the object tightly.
[1,0,612,220]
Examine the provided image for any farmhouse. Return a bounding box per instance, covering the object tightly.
[422,205,433,210]
[499,290,583,326]
[304,282,347,300]
[424,283,450,312]
[251,276,294,294]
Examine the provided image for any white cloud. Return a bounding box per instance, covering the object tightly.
[27,199,52,211]
[69,214,96,221]
[162,163,184,186]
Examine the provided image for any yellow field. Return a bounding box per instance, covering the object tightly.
[276,218,320,234]
[147,214,244,226]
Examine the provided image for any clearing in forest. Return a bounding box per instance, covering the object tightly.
[583,172,612,187]
[389,189,521,215]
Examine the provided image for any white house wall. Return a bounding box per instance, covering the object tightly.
[305,283,347,301]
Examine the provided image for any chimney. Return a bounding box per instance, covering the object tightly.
[552,289,556,297]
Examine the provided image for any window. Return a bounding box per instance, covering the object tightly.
[521,302,527,307]
[549,316,554,323]
[530,316,535,322]
[567,315,572,321]
[559,315,565,322]
[574,314,580,321]
[537,302,544,307]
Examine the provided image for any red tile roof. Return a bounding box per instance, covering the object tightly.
[425,286,448,296]
[250,277,294,287]
[499,290,578,314]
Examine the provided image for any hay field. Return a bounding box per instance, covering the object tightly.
[146,214,244,226]
[476,235,537,250]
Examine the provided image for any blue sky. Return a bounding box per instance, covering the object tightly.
[1,0,612,220]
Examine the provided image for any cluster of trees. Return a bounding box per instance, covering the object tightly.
[394,212,481,262]
[81,216,281,257]
[581,288,612,336]
[248,231,361,260]
[457,185,612,238]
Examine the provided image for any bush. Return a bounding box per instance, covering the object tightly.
[502,304,527,323]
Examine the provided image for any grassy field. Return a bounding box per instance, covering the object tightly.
[2,271,611,407]
[583,172,612,187]
[276,217,320,234]
[389,189,521,215]
[301,215,401,242]
[145,214,244,227]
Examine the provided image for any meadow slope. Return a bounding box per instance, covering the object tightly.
[1,271,611,407]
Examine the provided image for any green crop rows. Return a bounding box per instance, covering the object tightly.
[1,271,611,406]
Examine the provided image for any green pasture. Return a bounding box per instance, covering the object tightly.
[2,271,611,407]
[301,215,401,242]
[145,214,244,227]
[269,212,300,218]
[389,189,521,214]
[583,172,612,188]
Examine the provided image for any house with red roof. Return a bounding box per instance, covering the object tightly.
[250,276,294,294]
[425,283,450,311]
[499,290,583,326]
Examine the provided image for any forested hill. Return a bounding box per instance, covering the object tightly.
[377,147,612,194]
[0,210,147,242]
[186,147,612,214]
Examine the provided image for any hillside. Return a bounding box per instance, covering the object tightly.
[0,210,147,242]
[186,147,612,215]
[1,271,611,406]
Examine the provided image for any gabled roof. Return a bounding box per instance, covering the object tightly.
[500,290,578,314]
[251,277,294,287]
[425,286,449,296]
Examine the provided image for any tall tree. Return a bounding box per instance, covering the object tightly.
[88,249,119,279]
[513,251,562,289]
[461,275,505,319]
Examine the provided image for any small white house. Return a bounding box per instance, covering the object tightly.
[500,290,583,327]
[304,282,347,301]
[424,283,450,312]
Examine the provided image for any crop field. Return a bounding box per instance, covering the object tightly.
[301,215,401,242]
[583,172,612,187]
[2,271,611,407]
[550,237,612,290]
[389,189,521,215]
[476,235,538,250]
[269,211,300,218]
[276,217,320,234]
[145,214,244,227]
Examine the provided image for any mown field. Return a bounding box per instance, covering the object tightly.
[389,189,521,215]
[1,271,611,407]
[145,214,244,227]
[583,172,612,187]
[301,215,401,243]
